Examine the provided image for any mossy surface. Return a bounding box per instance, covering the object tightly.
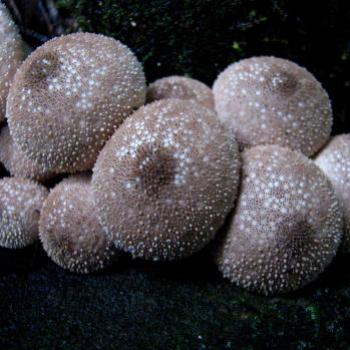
[53,0,350,134]
[1,245,350,350]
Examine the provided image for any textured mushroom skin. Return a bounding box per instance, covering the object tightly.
[39,174,118,273]
[7,33,146,173]
[215,145,343,295]
[93,99,241,261]
[146,76,215,110]
[0,3,25,122]
[0,125,55,182]
[315,135,350,253]
[0,177,48,249]
[213,56,332,156]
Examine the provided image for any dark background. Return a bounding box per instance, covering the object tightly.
[1,1,350,349]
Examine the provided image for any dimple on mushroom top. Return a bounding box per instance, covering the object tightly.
[92,98,241,261]
[213,56,332,156]
[215,145,343,295]
[7,32,146,173]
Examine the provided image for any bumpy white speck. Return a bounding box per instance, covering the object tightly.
[315,135,350,252]
[147,76,215,110]
[0,125,56,182]
[39,174,119,273]
[92,99,241,261]
[0,177,48,249]
[0,3,25,121]
[7,33,146,173]
[213,56,332,156]
[215,145,343,295]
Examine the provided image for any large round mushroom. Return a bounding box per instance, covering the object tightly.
[7,33,146,173]
[0,177,48,249]
[315,135,350,252]
[215,145,343,295]
[92,99,241,261]
[0,2,25,122]
[146,76,214,110]
[213,56,332,156]
[0,125,55,182]
[39,174,119,273]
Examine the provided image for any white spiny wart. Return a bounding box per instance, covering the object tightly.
[0,177,48,249]
[39,174,119,273]
[315,135,350,253]
[7,33,146,174]
[0,2,25,122]
[147,76,215,110]
[0,125,56,182]
[214,145,343,295]
[213,56,332,156]
[92,99,241,261]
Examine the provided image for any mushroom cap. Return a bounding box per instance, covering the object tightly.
[213,56,332,156]
[7,32,146,173]
[214,145,343,295]
[0,177,48,249]
[0,2,25,121]
[315,135,350,252]
[146,76,215,110]
[92,99,241,261]
[39,174,119,273]
[0,125,56,182]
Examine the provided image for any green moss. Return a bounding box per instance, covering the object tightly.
[3,248,350,349]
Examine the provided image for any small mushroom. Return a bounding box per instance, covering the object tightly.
[213,56,332,156]
[147,76,214,110]
[0,125,55,182]
[92,99,241,261]
[0,2,25,122]
[0,177,48,249]
[39,174,119,273]
[315,135,350,252]
[7,33,146,174]
[215,145,343,295]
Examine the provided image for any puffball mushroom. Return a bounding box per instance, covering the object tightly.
[213,56,332,156]
[0,125,55,182]
[146,76,215,110]
[215,145,343,295]
[0,2,25,122]
[7,32,146,174]
[39,174,119,273]
[0,177,48,249]
[92,99,241,261]
[315,135,350,253]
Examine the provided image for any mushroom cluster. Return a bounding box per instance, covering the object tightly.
[0,4,346,295]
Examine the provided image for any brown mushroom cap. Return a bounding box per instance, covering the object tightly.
[0,125,56,182]
[315,135,350,252]
[213,56,332,156]
[0,177,48,249]
[146,76,215,110]
[7,32,146,173]
[0,3,25,122]
[215,145,343,295]
[92,99,241,261]
[39,174,119,273]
